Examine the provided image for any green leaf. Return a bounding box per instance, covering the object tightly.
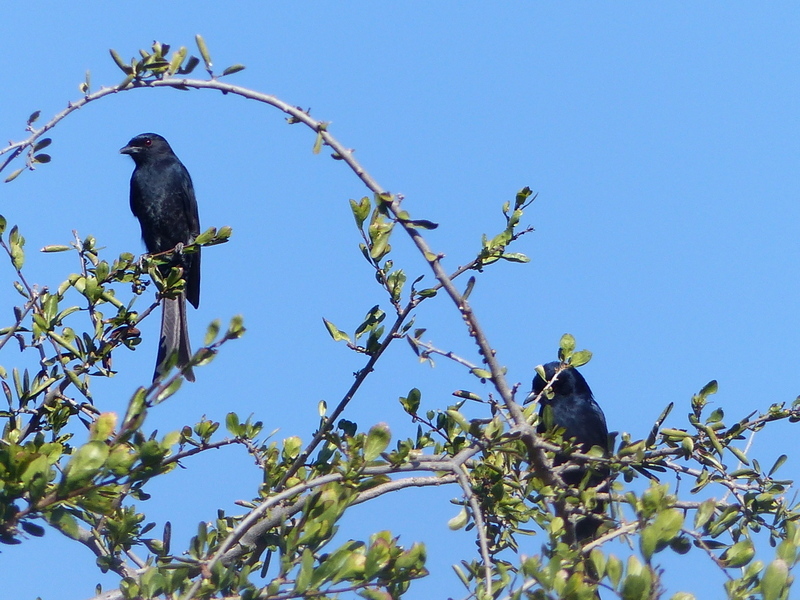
[156,377,183,402]
[769,454,788,476]
[226,412,241,436]
[369,230,391,261]
[515,186,533,208]
[462,276,476,301]
[322,318,351,343]
[180,55,200,75]
[640,509,683,560]
[109,48,133,74]
[707,407,724,423]
[404,219,439,230]
[194,227,217,245]
[386,269,406,302]
[606,555,623,588]
[484,416,503,440]
[589,548,607,578]
[312,131,324,155]
[226,314,246,339]
[282,436,302,461]
[761,559,789,600]
[195,34,212,70]
[47,508,80,539]
[621,571,652,600]
[500,252,530,263]
[62,440,109,487]
[569,349,593,367]
[90,412,117,441]
[470,368,492,380]
[359,588,392,600]
[364,423,391,461]
[699,380,718,398]
[728,445,749,464]
[21,521,45,537]
[700,424,724,457]
[5,168,25,183]
[339,419,357,437]
[204,319,221,345]
[349,197,371,229]
[40,245,71,254]
[559,333,576,357]
[9,226,25,270]
[720,539,755,568]
[400,388,421,414]
[294,548,315,592]
[776,539,797,563]
[221,64,246,76]
[445,409,470,431]
[394,541,425,571]
[168,46,187,74]
[123,387,147,430]
[452,389,482,401]
[694,498,716,530]
[448,507,468,530]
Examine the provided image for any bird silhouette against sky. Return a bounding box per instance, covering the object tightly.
[121,133,200,382]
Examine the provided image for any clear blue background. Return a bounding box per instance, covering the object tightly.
[2,4,800,599]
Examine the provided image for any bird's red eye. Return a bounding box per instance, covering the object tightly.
[144,138,152,147]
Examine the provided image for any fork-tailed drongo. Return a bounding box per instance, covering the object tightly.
[527,362,610,539]
[121,133,200,382]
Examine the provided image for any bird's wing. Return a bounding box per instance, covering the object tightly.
[587,399,610,451]
[179,163,201,238]
[174,162,201,308]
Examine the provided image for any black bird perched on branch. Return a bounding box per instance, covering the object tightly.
[121,133,200,382]
[526,362,610,539]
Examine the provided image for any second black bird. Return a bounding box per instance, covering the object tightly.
[527,362,610,539]
[121,133,200,382]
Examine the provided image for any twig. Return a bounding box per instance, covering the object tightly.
[275,298,416,490]
[454,463,494,596]
[410,338,480,371]
[180,452,476,600]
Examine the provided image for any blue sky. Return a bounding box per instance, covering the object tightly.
[2,4,800,599]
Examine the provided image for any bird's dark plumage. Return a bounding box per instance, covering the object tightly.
[121,133,200,382]
[528,362,610,539]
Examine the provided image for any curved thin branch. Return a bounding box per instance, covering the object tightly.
[453,463,494,596]
[180,452,477,600]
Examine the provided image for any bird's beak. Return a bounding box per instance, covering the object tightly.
[119,145,135,155]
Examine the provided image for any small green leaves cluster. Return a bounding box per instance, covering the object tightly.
[104,413,433,599]
[0,220,241,556]
[476,186,535,269]
[323,304,387,356]
[109,37,245,88]
[3,115,52,183]
[556,333,592,368]
[4,132,51,183]
[291,532,427,599]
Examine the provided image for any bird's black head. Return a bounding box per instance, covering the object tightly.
[120,133,174,164]
[528,361,593,404]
